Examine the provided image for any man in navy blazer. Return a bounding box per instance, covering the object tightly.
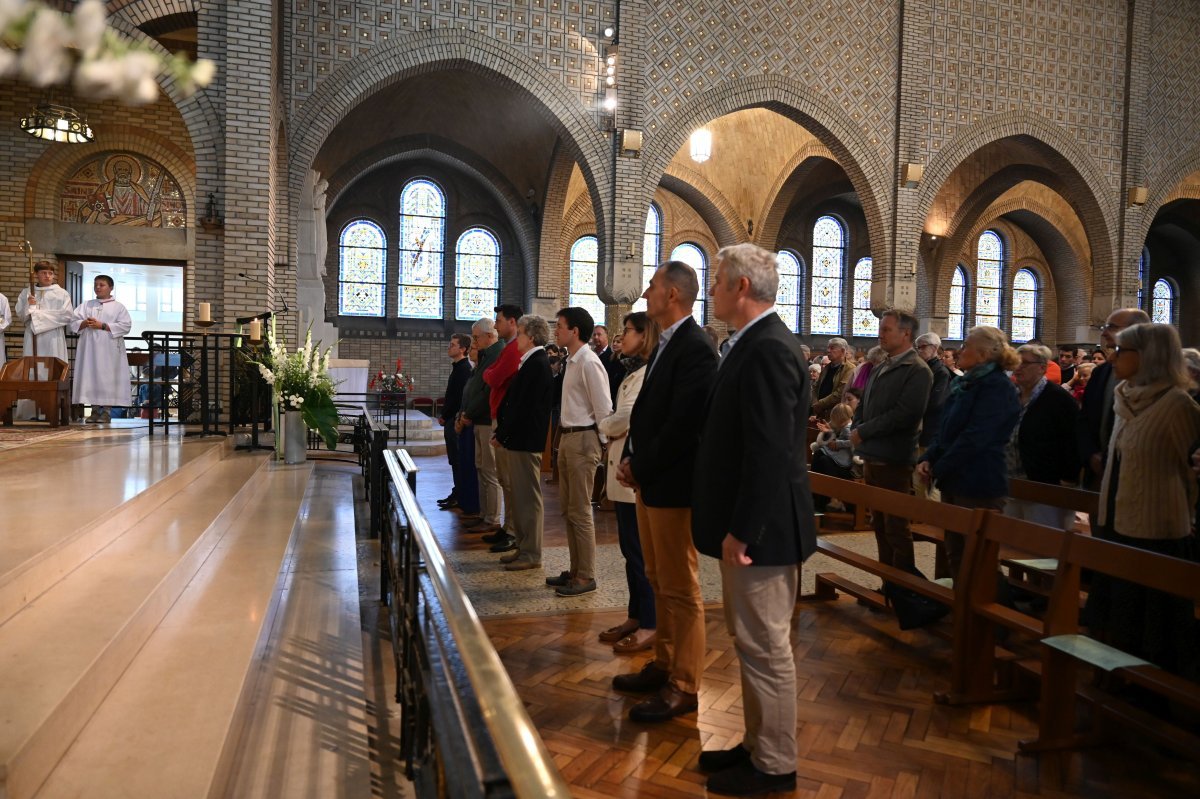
[612,260,718,723]
[691,244,815,797]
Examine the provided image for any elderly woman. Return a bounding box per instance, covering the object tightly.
[917,326,1021,578]
[1004,343,1081,530]
[1086,323,1200,678]
[493,315,554,571]
[848,345,885,393]
[810,337,854,420]
[597,311,660,653]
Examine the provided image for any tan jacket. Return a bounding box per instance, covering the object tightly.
[598,364,645,504]
[812,359,852,418]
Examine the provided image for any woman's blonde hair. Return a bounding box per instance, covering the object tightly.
[1116,323,1191,389]
[829,403,854,430]
[966,325,1021,371]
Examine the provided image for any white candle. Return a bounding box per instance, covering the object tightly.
[198,302,211,322]
[249,318,262,341]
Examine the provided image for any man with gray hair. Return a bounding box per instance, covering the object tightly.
[462,318,504,534]
[810,336,852,420]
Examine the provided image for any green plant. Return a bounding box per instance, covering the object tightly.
[253,324,340,450]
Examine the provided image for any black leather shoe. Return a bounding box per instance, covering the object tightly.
[705,760,796,796]
[488,535,516,553]
[629,683,698,722]
[545,570,573,587]
[698,743,751,772]
[481,530,509,544]
[612,661,669,694]
[437,498,458,509]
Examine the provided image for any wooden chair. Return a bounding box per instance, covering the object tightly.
[0,356,71,427]
[409,396,435,416]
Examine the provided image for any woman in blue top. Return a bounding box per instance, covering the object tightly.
[916,325,1021,579]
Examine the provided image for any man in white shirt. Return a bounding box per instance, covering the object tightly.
[71,274,133,423]
[15,261,74,420]
[547,306,613,597]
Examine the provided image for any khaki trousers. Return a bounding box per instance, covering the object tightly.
[558,429,602,580]
[507,450,544,565]
[635,497,705,694]
[495,443,515,533]
[721,561,799,776]
[473,424,501,526]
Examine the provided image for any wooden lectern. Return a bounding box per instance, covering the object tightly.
[0,356,71,427]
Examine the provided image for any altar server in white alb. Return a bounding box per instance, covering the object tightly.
[72,275,132,423]
[0,290,11,365]
[15,261,74,419]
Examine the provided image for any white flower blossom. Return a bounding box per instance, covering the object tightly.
[0,46,16,78]
[72,0,106,59]
[73,56,121,96]
[20,7,72,87]
[0,0,30,31]
[191,58,215,87]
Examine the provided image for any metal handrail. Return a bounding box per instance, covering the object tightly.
[382,449,570,798]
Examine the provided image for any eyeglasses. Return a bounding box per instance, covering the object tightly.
[1101,322,1126,332]
[1115,346,1138,355]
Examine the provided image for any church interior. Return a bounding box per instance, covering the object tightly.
[2,1,1200,797]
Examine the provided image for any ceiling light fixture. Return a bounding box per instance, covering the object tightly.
[20,102,94,144]
[690,128,712,163]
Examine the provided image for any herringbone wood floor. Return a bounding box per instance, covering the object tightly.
[413,454,1200,797]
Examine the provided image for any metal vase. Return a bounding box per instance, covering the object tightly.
[283,409,307,464]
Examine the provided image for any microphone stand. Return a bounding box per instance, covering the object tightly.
[237,272,289,313]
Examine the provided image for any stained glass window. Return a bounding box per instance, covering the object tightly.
[1011,268,1038,343]
[975,230,1003,328]
[670,242,708,324]
[569,235,607,326]
[775,250,803,333]
[810,215,845,335]
[852,257,875,337]
[338,219,386,317]
[1152,278,1176,325]
[1137,247,1149,310]
[948,266,967,340]
[455,227,500,321]
[633,204,661,313]
[398,179,445,319]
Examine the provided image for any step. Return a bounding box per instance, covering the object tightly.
[0,451,271,799]
[0,435,228,626]
[30,461,315,799]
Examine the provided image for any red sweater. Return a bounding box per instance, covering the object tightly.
[483,339,521,419]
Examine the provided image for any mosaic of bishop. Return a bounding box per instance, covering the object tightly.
[60,153,186,228]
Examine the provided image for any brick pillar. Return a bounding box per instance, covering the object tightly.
[192,1,227,326]
[1115,0,1150,313]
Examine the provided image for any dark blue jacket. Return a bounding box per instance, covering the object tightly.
[920,365,1020,498]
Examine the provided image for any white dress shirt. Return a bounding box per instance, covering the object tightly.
[560,343,613,428]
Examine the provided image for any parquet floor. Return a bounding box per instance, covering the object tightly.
[411,453,1200,798]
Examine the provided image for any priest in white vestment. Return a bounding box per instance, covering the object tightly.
[0,291,10,365]
[14,262,74,420]
[72,275,132,423]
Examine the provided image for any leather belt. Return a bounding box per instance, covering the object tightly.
[560,424,597,434]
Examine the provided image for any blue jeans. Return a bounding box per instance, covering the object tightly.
[455,425,480,514]
[615,501,655,628]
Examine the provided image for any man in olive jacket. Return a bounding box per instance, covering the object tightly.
[462,319,505,532]
[851,309,933,573]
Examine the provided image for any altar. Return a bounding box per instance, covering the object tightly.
[328,358,369,400]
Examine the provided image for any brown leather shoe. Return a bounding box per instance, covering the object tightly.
[599,620,639,643]
[612,661,669,693]
[629,683,698,723]
[613,633,656,654]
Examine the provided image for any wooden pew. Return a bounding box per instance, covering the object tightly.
[0,356,71,427]
[1021,532,1200,759]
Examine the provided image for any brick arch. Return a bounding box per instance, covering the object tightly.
[324,135,538,295]
[659,166,744,247]
[917,111,1116,291]
[1136,147,1200,259]
[638,75,892,272]
[538,145,579,299]
[25,126,196,223]
[289,28,613,268]
[108,0,197,27]
[753,142,837,250]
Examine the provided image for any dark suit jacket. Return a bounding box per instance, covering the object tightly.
[920,357,952,447]
[691,314,817,566]
[1018,381,1081,484]
[625,316,718,507]
[599,346,625,403]
[495,350,552,453]
[441,357,470,421]
[1077,359,1113,467]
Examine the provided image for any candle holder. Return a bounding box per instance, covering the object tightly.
[195,319,215,331]
[248,336,264,346]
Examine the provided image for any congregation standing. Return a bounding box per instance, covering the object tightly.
[431,244,1200,796]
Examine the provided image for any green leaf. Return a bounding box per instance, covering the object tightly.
[301,392,340,450]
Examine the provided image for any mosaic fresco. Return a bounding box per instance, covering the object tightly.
[61,153,186,228]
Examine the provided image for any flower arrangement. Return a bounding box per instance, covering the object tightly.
[369,358,416,394]
[1,0,215,103]
[254,322,340,450]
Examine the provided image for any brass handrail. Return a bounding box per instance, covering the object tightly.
[383,449,571,798]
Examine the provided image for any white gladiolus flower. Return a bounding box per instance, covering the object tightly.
[191,58,215,87]
[72,0,106,58]
[0,47,17,78]
[73,56,122,96]
[20,7,72,87]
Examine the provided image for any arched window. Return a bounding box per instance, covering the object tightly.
[810,215,845,335]
[775,250,804,333]
[398,179,445,319]
[1011,268,1039,343]
[947,265,967,340]
[633,204,662,313]
[852,257,875,337]
[338,219,387,317]
[975,230,1003,328]
[1138,247,1150,310]
[454,227,500,320]
[1152,278,1176,325]
[670,242,708,324]
[569,235,607,326]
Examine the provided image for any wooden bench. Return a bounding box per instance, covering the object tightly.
[0,356,71,427]
[1020,532,1200,759]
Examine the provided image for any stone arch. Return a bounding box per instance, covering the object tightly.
[659,165,744,247]
[324,136,539,298]
[639,75,892,273]
[288,29,613,267]
[109,0,198,27]
[537,144,579,299]
[753,142,837,250]
[1136,145,1200,254]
